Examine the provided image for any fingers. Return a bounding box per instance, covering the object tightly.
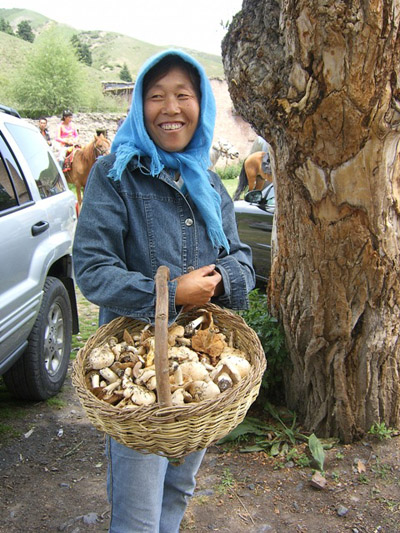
[174,265,222,307]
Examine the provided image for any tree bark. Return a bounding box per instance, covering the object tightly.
[223,0,400,442]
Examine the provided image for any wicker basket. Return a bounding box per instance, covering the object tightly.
[72,267,266,458]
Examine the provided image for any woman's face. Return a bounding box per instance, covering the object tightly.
[144,66,200,152]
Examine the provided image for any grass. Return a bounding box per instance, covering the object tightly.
[71,288,99,355]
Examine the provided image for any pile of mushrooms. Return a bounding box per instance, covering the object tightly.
[85,311,251,408]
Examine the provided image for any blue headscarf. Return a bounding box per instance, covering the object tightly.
[108,49,229,252]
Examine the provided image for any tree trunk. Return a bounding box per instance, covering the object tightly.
[223,0,400,442]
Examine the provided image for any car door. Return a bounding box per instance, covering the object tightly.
[235,184,275,283]
[0,133,46,367]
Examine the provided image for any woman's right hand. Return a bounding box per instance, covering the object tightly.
[174,264,222,311]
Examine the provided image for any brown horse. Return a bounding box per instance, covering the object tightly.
[64,134,111,207]
[233,151,273,201]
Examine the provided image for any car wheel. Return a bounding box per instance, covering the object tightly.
[3,277,72,400]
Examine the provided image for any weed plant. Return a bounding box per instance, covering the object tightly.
[238,289,288,404]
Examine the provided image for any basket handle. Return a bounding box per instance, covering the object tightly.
[154,265,173,407]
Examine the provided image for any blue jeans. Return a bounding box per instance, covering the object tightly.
[106,437,206,533]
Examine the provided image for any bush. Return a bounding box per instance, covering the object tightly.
[238,289,289,404]
[215,162,242,180]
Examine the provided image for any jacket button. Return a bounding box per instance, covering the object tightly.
[185,218,193,226]
[187,266,195,272]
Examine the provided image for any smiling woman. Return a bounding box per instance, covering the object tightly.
[72,48,255,533]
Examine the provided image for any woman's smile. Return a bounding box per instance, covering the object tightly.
[144,67,200,152]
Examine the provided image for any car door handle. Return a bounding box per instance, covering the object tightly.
[31,221,49,236]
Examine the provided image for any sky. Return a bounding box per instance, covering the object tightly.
[2,0,244,55]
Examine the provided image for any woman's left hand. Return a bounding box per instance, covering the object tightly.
[174,264,223,311]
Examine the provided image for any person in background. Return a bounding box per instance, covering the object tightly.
[73,49,255,533]
[55,110,79,166]
[38,117,51,146]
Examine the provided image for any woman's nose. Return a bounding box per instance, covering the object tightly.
[163,96,180,114]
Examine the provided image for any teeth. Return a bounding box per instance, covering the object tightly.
[161,123,182,130]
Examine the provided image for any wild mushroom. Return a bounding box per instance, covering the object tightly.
[191,313,227,361]
[143,337,156,367]
[180,361,210,382]
[184,311,209,336]
[214,369,233,392]
[87,345,115,370]
[103,379,122,395]
[168,345,199,363]
[185,380,220,401]
[127,383,156,406]
[219,354,251,381]
[99,367,120,383]
[168,325,185,346]
[135,368,157,391]
[171,387,192,406]
[171,361,184,387]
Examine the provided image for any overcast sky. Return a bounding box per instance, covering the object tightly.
[2,0,244,55]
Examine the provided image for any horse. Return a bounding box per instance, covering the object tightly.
[209,138,239,169]
[233,151,273,201]
[64,134,111,208]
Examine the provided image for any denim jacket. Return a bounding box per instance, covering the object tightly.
[73,154,255,326]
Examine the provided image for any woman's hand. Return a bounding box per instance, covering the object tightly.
[174,264,223,311]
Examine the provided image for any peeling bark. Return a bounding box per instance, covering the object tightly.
[223,0,400,441]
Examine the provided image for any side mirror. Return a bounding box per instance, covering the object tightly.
[244,190,263,203]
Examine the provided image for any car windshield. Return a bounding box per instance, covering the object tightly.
[5,122,65,199]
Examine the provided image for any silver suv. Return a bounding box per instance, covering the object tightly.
[0,106,79,400]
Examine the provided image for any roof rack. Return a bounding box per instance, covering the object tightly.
[0,104,21,118]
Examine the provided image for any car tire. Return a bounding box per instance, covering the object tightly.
[3,277,72,400]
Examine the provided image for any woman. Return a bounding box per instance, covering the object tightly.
[55,110,79,165]
[73,49,255,533]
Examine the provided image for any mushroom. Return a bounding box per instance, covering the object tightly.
[168,345,199,363]
[168,325,185,346]
[184,312,209,336]
[127,383,156,406]
[219,355,251,381]
[191,313,227,361]
[180,361,210,382]
[215,369,233,392]
[123,328,135,346]
[185,380,220,401]
[171,387,192,405]
[91,373,100,389]
[171,361,184,387]
[99,367,120,383]
[103,379,122,395]
[143,337,156,367]
[135,368,157,391]
[87,345,115,370]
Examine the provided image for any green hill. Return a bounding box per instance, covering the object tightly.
[0,7,224,81]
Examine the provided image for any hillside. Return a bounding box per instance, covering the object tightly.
[0,8,225,80]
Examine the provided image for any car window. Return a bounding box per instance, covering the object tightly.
[0,137,31,210]
[264,185,275,208]
[5,122,66,199]
[0,155,18,211]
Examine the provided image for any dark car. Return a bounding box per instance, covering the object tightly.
[234,183,275,285]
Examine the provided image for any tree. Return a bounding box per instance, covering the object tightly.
[120,63,132,82]
[71,34,92,66]
[0,17,14,35]
[12,27,88,116]
[16,20,34,43]
[223,0,400,442]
